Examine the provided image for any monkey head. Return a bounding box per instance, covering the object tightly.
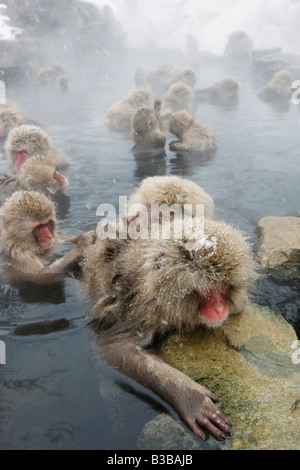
[17,156,69,194]
[168,110,194,138]
[6,125,51,170]
[0,191,58,257]
[88,218,258,335]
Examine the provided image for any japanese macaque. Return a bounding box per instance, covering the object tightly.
[82,210,258,441]
[224,31,253,64]
[258,70,294,102]
[127,175,214,220]
[0,107,38,139]
[5,125,71,171]
[131,107,166,151]
[145,63,176,96]
[36,63,70,93]
[161,82,194,120]
[168,110,217,153]
[165,67,198,90]
[195,76,239,106]
[0,191,89,279]
[104,88,153,133]
[0,156,68,203]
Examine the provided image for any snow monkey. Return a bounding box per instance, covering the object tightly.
[0,156,68,203]
[81,177,258,442]
[5,125,71,171]
[0,191,90,279]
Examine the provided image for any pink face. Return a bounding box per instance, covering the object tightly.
[30,219,54,249]
[196,285,230,328]
[53,170,68,189]
[14,150,29,170]
[231,85,239,97]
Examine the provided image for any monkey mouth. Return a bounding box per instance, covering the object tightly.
[195,286,230,328]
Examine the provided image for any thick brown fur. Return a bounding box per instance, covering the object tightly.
[258,70,294,101]
[169,110,217,153]
[0,191,83,277]
[5,125,71,169]
[161,82,194,120]
[84,219,257,331]
[131,107,166,150]
[0,156,68,202]
[0,107,37,138]
[81,177,258,441]
[127,175,215,220]
[104,88,153,133]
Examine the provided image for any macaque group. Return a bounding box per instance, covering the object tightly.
[81,176,258,441]
[5,125,71,170]
[195,76,239,106]
[0,191,88,279]
[258,70,294,102]
[0,156,68,203]
[168,110,217,153]
[104,88,153,133]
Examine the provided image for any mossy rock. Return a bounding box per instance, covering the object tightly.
[162,303,300,450]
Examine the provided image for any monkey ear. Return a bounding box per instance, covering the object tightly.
[0,216,10,229]
[147,120,153,130]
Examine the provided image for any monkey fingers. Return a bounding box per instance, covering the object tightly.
[192,407,234,441]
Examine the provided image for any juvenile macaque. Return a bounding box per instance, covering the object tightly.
[127,175,214,220]
[0,191,88,279]
[0,156,68,203]
[83,211,258,441]
[161,82,194,120]
[131,107,166,151]
[0,107,38,139]
[224,31,253,63]
[5,125,71,171]
[104,88,153,133]
[195,76,239,106]
[168,110,217,153]
[258,70,294,102]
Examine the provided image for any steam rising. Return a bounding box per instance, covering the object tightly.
[83,0,300,54]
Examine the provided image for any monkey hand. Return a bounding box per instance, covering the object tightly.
[76,230,97,250]
[169,140,185,151]
[174,380,233,441]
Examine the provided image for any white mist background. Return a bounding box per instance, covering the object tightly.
[83,0,300,55]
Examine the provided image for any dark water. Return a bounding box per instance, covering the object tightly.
[0,56,300,450]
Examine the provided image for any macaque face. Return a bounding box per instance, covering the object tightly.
[116,219,257,333]
[53,169,68,189]
[30,218,55,249]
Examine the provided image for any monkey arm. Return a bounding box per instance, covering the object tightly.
[97,333,233,441]
[169,140,189,151]
[56,234,81,245]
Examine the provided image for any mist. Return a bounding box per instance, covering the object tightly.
[83,0,300,55]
